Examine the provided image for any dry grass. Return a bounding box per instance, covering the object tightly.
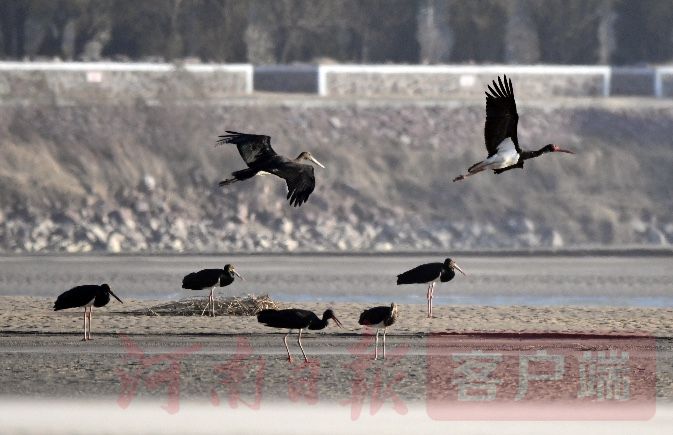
[136,294,278,317]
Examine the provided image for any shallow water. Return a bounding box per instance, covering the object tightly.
[1,254,672,307]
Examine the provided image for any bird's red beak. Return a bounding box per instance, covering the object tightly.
[332,315,343,328]
[553,145,575,154]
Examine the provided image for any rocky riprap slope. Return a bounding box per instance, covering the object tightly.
[1,97,672,253]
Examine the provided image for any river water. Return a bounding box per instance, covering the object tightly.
[0,254,671,307]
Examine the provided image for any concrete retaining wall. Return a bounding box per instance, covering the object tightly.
[0,62,253,105]
[2,62,673,100]
[318,65,611,98]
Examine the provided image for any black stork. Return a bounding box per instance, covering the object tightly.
[53,283,123,341]
[257,308,343,363]
[181,264,243,317]
[453,75,574,182]
[358,303,398,360]
[397,258,466,318]
[216,131,325,207]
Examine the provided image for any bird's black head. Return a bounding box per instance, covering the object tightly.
[101,283,123,304]
[322,309,343,327]
[443,258,467,276]
[224,264,244,280]
[296,151,326,168]
[543,144,575,154]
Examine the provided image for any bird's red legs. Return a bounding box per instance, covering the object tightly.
[211,288,215,317]
[201,287,215,317]
[82,308,88,341]
[383,328,387,359]
[426,282,436,318]
[284,331,292,363]
[297,329,309,363]
[453,166,488,182]
[374,329,380,360]
[87,308,92,340]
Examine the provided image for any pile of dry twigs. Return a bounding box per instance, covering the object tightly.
[140,294,278,317]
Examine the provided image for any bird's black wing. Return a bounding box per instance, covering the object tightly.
[182,269,222,290]
[54,285,98,310]
[484,75,520,157]
[358,306,391,326]
[216,131,278,167]
[269,160,316,207]
[257,309,316,329]
[396,263,443,284]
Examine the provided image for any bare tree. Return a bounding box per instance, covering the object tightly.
[504,0,539,64]
[417,0,453,63]
[596,0,616,64]
[244,0,278,63]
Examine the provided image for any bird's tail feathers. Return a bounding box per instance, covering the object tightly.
[467,159,489,173]
[257,309,278,323]
[396,271,417,285]
[181,273,199,289]
[53,299,67,311]
[218,168,257,186]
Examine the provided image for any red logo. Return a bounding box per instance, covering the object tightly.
[426,333,656,420]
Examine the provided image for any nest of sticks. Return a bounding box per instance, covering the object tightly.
[140,294,278,317]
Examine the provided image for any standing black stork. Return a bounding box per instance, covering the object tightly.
[257,308,343,363]
[453,75,574,182]
[53,283,123,341]
[181,264,244,317]
[216,131,325,207]
[397,258,466,318]
[358,303,398,360]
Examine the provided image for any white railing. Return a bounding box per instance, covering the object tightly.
[654,67,673,98]
[0,61,254,94]
[2,62,673,98]
[317,64,613,97]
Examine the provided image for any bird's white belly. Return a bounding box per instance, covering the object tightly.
[487,138,519,169]
[84,298,95,307]
[257,171,273,177]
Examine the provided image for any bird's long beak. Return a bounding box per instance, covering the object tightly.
[233,269,245,281]
[308,155,325,168]
[453,263,467,276]
[554,146,575,154]
[108,288,123,304]
[332,315,343,328]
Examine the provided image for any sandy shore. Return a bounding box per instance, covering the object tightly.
[1,296,672,337]
[1,296,672,409]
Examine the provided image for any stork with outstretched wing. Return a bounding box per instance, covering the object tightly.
[216,131,325,207]
[453,75,574,182]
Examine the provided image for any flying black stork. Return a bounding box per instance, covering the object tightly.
[216,131,325,207]
[53,283,123,341]
[358,303,398,360]
[257,308,343,363]
[397,258,466,318]
[453,75,574,182]
[182,264,244,317]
